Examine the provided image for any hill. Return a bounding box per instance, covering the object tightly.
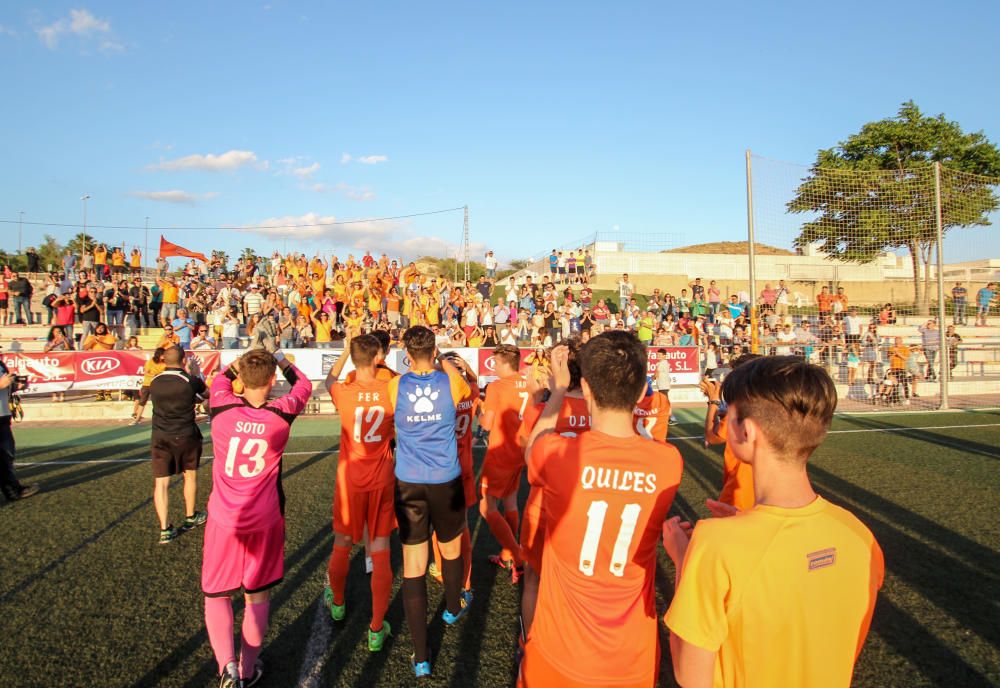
[666,240,795,256]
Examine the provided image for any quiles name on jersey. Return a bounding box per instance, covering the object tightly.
[581,465,657,494]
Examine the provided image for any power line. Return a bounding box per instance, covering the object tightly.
[0,206,465,232]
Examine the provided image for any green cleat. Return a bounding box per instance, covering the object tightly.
[367,620,391,652]
[159,525,178,544]
[323,586,346,621]
[180,510,208,532]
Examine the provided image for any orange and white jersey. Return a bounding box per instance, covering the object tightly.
[632,390,671,442]
[329,378,395,491]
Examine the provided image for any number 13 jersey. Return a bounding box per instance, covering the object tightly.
[208,364,313,532]
[527,430,683,685]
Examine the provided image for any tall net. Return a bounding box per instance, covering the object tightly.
[747,153,1000,411]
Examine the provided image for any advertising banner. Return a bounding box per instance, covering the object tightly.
[0,352,75,394]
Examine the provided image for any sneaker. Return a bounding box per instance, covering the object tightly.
[159,526,178,545]
[180,510,208,532]
[668,416,678,425]
[427,561,443,584]
[128,416,141,426]
[218,661,240,688]
[323,586,346,621]
[13,484,40,500]
[365,555,374,574]
[410,654,432,678]
[443,590,472,625]
[367,620,391,652]
[242,658,264,688]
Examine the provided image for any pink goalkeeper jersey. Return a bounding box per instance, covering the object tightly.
[207,362,313,532]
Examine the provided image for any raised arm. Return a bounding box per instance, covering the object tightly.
[323,333,353,394]
[273,353,313,416]
[524,344,569,464]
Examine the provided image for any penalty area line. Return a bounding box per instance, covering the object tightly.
[15,449,328,468]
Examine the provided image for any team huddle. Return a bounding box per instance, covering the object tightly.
[156,327,884,688]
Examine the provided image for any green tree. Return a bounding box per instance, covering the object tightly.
[240,247,257,263]
[788,101,1000,311]
[508,258,530,271]
[67,232,97,257]
[36,234,64,272]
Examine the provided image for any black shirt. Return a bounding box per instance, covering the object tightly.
[8,277,31,298]
[149,368,206,437]
[76,293,100,322]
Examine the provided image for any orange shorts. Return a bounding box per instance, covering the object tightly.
[480,460,523,499]
[519,643,656,688]
[520,487,544,571]
[332,480,396,542]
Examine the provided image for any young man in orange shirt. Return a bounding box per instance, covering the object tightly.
[663,356,884,688]
[516,338,590,636]
[633,383,671,442]
[700,355,758,513]
[322,335,395,652]
[479,344,531,581]
[519,332,684,688]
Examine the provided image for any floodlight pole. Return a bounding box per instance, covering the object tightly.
[933,162,949,410]
[144,216,150,272]
[18,211,23,255]
[745,150,758,354]
[463,205,470,283]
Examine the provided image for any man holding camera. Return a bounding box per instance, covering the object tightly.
[0,355,39,502]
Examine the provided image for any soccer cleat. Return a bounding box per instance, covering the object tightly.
[669,415,678,425]
[218,661,240,688]
[410,654,432,678]
[180,510,208,532]
[12,484,40,500]
[323,586,346,621]
[367,620,391,652]
[242,658,264,688]
[129,416,141,426]
[442,590,472,625]
[159,526,178,544]
[427,562,443,583]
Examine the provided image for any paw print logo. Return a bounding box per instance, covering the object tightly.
[407,385,439,414]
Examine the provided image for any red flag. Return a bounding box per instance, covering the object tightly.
[159,235,208,262]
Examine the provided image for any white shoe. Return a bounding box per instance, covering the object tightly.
[365,556,374,574]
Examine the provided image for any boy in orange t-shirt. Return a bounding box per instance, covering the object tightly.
[633,386,671,442]
[480,344,531,579]
[322,335,395,651]
[701,355,759,513]
[663,356,884,688]
[519,332,684,688]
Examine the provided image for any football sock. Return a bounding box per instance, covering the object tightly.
[402,576,428,663]
[204,596,235,674]
[486,510,521,565]
[370,550,391,632]
[239,600,269,679]
[441,555,464,616]
[461,529,473,589]
[327,544,351,605]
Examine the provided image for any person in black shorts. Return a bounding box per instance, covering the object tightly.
[149,346,207,543]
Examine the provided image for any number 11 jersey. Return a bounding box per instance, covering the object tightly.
[527,430,683,686]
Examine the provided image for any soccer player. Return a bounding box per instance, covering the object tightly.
[430,352,478,595]
[519,332,684,688]
[388,326,473,677]
[516,338,590,636]
[633,382,671,442]
[148,346,208,544]
[323,335,395,651]
[662,356,884,688]
[701,354,758,513]
[202,350,312,688]
[479,344,530,580]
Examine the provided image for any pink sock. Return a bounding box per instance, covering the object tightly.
[240,600,270,679]
[204,596,235,674]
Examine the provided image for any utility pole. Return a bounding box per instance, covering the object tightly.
[18,211,23,255]
[81,195,91,256]
[463,205,470,283]
[144,217,150,272]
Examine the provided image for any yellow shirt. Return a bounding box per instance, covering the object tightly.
[142,360,166,387]
[162,283,179,304]
[94,248,107,265]
[130,252,142,268]
[664,497,884,688]
[112,252,126,267]
[314,318,333,342]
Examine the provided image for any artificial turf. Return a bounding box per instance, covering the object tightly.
[1,410,998,687]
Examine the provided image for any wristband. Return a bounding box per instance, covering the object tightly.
[273,351,286,363]
[707,399,721,406]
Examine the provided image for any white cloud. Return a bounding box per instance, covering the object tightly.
[0,24,17,37]
[234,212,475,260]
[37,9,117,50]
[130,190,220,205]
[149,149,260,172]
[292,162,321,178]
[308,182,376,201]
[341,153,388,165]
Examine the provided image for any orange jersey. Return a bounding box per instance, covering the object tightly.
[483,373,531,472]
[526,431,683,685]
[633,391,671,442]
[455,379,480,478]
[716,415,755,512]
[329,379,395,491]
[664,497,884,688]
[344,363,398,385]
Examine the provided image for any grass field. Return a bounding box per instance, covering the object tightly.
[2,410,998,688]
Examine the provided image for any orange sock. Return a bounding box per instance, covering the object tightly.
[461,529,473,589]
[369,549,391,631]
[327,544,351,606]
[486,510,522,565]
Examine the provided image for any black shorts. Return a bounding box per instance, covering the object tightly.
[0,299,6,310]
[394,477,467,546]
[138,386,151,405]
[151,432,203,478]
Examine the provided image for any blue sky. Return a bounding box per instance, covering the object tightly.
[1,1,997,266]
